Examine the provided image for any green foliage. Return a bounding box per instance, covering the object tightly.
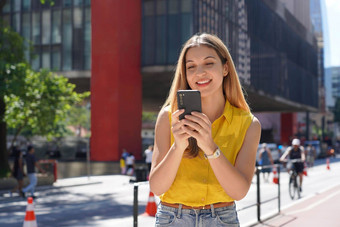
[4,65,90,140]
[66,104,91,136]
[0,24,26,97]
[40,0,55,6]
[142,112,157,122]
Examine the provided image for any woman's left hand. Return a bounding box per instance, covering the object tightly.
[182,112,217,155]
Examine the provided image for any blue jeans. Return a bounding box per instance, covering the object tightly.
[22,173,37,196]
[155,203,239,227]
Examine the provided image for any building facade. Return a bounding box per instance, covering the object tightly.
[2,0,322,160]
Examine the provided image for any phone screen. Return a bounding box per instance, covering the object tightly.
[177,90,202,120]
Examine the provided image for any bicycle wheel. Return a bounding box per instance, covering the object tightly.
[289,175,295,199]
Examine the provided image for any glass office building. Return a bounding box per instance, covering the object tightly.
[1,0,91,91]
[141,0,319,111]
[2,0,319,111]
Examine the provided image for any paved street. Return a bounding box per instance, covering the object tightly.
[0,156,339,227]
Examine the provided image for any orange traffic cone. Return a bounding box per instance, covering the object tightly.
[23,197,37,227]
[326,158,330,170]
[303,162,308,176]
[142,191,157,217]
[272,167,279,184]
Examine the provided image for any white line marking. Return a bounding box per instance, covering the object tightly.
[286,190,340,215]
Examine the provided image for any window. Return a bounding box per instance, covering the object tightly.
[84,8,91,70]
[12,13,20,33]
[73,7,82,28]
[42,49,51,69]
[85,0,91,6]
[63,9,72,70]
[74,0,83,6]
[181,0,192,13]
[31,53,40,71]
[14,0,21,12]
[63,0,72,7]
[155,0,166,64]
[22,13,31,61]
[32,12,41,44]
[144,0,155,16]
[2,2,10,13]
[52,10,62,44]
[52,47,61,71]
[42,10,51,44]
[23,0,31,11]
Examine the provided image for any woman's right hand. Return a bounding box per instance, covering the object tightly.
[171,109,190,152]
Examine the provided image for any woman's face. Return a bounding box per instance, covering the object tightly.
[185,45,227,98]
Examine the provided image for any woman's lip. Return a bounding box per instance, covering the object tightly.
[196,79,211,85]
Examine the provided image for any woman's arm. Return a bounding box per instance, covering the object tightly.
[280,147,291,161]
[207,117,261,200]
[149,108,189,196]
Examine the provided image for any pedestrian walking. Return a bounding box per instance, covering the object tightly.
[258,143,274,182]
[10,147,25,197]
[21,145,45,198]
[144,145,154,173]
[305,144,316,168]
[149,33,261,226]
[125,152,135,176]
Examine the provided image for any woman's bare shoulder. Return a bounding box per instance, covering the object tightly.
[155,106,171,134]
[250,116,261,132]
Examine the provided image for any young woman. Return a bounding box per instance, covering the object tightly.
[149,33,261,226]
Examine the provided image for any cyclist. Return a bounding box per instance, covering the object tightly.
[280,138,305,192]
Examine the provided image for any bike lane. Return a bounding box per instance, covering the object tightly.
[251,183,340,226]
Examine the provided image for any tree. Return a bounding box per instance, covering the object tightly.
[0,24,27,177]
[0,0,62,177]
[67,104,91,137]
[5,65,89,149]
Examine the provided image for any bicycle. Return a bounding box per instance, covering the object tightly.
[281,159,303,200]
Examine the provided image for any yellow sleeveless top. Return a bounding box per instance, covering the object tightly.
[159,100,253,206]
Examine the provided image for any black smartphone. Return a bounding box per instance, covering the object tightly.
[177,90,202,120]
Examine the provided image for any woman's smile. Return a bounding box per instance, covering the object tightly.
[196,79,212,86]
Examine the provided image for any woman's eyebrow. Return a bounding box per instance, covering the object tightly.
[186,56,216,63]
[204,56,216,60]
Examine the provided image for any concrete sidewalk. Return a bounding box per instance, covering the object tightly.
[1,158,339,227]
[251,183,340,227]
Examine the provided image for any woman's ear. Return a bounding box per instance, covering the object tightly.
[223,62,228,77]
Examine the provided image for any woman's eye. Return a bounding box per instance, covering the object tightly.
[187,65,195,70]
[206,62,214,66]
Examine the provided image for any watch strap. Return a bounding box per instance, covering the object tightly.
[204,148,221,159]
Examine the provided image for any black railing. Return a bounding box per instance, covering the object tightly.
[237,164,281,224]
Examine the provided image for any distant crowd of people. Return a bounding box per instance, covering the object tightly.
[257,138,321,193]
[119,145,154,178]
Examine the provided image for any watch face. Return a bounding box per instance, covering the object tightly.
[204,148,220,159]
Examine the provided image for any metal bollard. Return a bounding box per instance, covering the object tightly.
[133,183,138,227]
[256,167,261,222]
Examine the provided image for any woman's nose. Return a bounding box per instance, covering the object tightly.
[196,65,206,75]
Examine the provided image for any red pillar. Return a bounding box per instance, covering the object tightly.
[91,1,142,161]
[280,113,297,144]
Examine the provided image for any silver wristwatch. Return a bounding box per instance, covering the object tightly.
[204,148,221,159]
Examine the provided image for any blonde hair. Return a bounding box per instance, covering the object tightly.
[163,33,250,157]
[163,33,249,113]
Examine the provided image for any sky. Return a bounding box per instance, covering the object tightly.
[323,0,340,67]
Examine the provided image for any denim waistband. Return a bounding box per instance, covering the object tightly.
[159,202,236,218]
